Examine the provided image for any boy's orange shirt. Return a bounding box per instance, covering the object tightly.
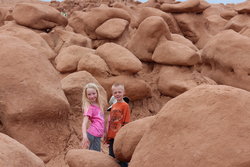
[107,102,131,139]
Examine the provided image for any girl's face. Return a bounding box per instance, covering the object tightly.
[86,88,98,104]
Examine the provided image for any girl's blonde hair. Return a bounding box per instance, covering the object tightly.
[82,83,104,113]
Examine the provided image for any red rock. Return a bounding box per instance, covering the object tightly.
[200,30,250,91]
[13,3,67,29]
[66,149,119,167]
[152,40,200,66]
[96,42,142,75]
[224,14,250,32]
[0,133,45,167]
[171,33,198,51]
[127,16,171,61]
[0,34,70,162]
[157,66,216,97]
[114,116,155,162]
[130,85,250,167]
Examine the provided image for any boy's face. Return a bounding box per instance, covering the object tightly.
[112,86,124,102]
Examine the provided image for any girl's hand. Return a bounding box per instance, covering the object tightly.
[82,134,89,149]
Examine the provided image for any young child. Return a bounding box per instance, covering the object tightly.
[106,83,131,167]
[82,83,105,151]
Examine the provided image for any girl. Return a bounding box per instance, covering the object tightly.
[82,83,105,151]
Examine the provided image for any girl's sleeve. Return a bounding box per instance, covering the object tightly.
[83,106,92,117]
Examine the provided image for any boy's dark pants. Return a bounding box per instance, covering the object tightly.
[109,139,128,167]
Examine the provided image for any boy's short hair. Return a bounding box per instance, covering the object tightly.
[111,83,125,91]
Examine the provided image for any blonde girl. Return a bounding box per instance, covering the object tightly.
[82,83,105,151]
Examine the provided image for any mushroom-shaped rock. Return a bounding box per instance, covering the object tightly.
[152,40,200,66]
[157,66,216,97]
[96,43,142,75]
[200,30,250,92]
[55,45,95,73]
[13,3,67,30]
[66,149,119,167]
[0,34,70,162]
[127,16,171,62]
[0,133,45,167]
[136,7,181,34]
[161,0,210,13]
[95,18,128,39]
[82,7,130,39]
[114,116,155,162]
[130,85,250,167]
[97,75,152,101]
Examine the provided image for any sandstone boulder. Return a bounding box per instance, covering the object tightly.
[66,149,119,167]
[12,3,67,30]
[114,116,155,162]
[206,14,228,35]
[41,27,92,53]
[96,42,142,75]
[0,34,70,162]
[157,66,216,97]
[171,33,198,51]
[55,45,95,73]
[0,22,56,60]
[224,14,250,32]
[130,85,250,167]
[82,7,130,39]
[127,16,171,62]
[97,75,152,101]
[68,11,88,36]
[95,18,128,39]
[152,40,200,66]
[136,7,181,34]
[200,30,250,91]
[234,1,250,14]
[161,0,210,13]
[0,133,45,167]
[77,53,110,77]
[174,13,212,48]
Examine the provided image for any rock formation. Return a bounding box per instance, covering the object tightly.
[0,0,250,166]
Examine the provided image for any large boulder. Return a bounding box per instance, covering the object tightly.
[127,16,171,62]
[77,53,110,77]
[96,42,142,75]
[68,11,88,36]
[171,33,198,51]
[136,7,181,34]
[0,133,45,167]
[55,45,95,73]
[95,18,129,39]
[40,27,92,53]
[200,30,250,92]
[66,149,119,167]
[0,34,70,162]
[157,66,216,97]
[205,14,228,35]
[174,13,212,49]
[152,40,200,66]
[114,116,155,162]
[82,7,130,39]
[161,0,210,13]
[224,14,250,32]
[130,85,250,167]
[97,75,152,101]
[12,3,67,30]
[0,22,56,60]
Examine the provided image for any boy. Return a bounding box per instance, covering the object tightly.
[106,83,131,167]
